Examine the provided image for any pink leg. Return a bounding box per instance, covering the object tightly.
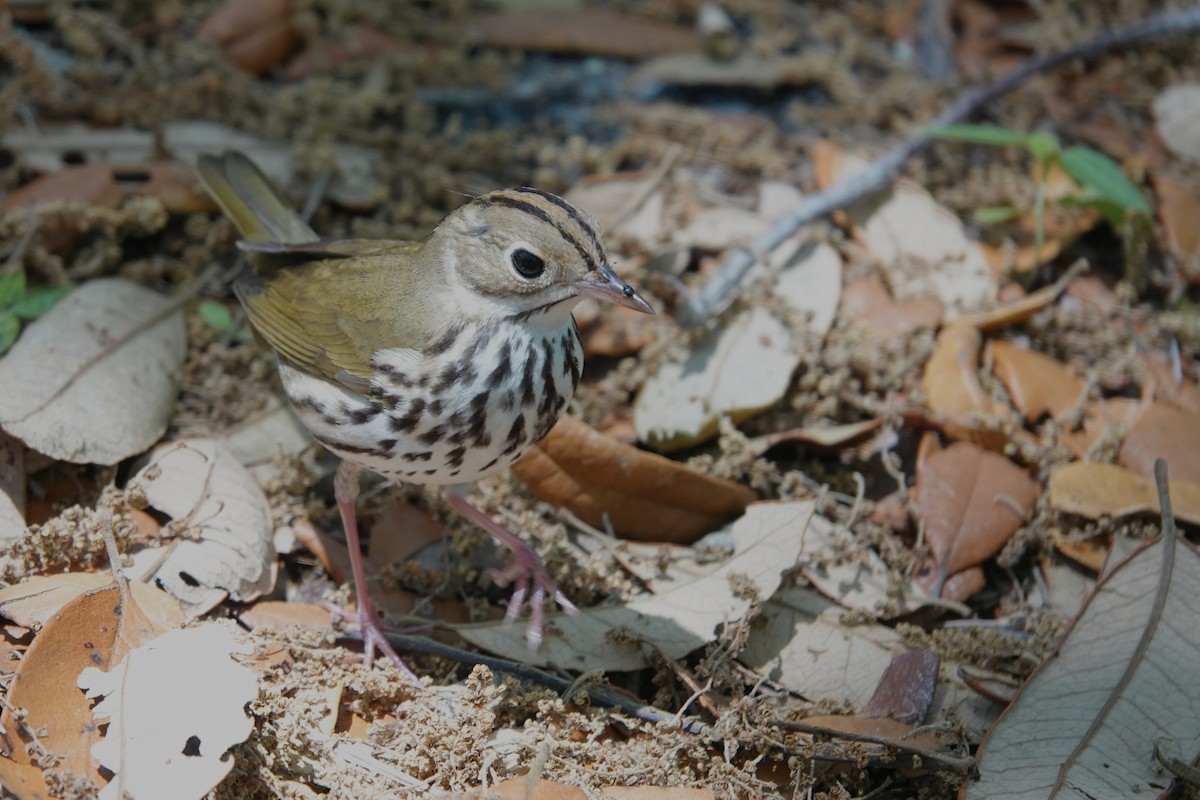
[334,461,417,679]
[443,487,579,650]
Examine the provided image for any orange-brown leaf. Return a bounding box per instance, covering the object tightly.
[914,442,1039,589]
[513,415,756,543]
[0,756,54,800]
[1048,461,1200,525]
[920,320,1008,449]
[989,340,1085,421]
[2,165,123,254]
[1119,401,1200,481]
[839,276,943,341]
[197,0,298,75]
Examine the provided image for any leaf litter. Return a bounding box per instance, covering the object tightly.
[1,2,1199,798]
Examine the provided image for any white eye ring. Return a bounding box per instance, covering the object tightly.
[506,242,547,279]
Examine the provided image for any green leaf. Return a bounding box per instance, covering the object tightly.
[0,314,18,356]
[1060,146,1150,215]
[926,124,1032,147]
[0,271,26,309]
[10,286,70,320]
[198,299,234,332]
[973,205,1025,224]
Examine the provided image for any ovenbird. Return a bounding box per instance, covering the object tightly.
[197,152,652,672]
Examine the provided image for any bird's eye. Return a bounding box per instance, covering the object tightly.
[510,248,545,279]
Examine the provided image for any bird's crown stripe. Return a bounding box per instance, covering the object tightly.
[513,187,603,269]
[480,192,596,270]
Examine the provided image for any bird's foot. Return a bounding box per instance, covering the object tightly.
[443,488,579,650]
[324,598,419,679]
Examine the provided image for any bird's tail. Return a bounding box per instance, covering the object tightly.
[196,152,319,252]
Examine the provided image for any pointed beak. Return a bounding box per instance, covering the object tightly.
[573,263,655,314]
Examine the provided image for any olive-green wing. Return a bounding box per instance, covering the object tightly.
[234,244,424,383]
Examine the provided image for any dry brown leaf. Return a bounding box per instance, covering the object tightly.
[1140,351,1200,415]
[197,0,298,75]
[513,414,755,543]
[839,276,943,341]
[0,755,54,800]
[1,164,123,253]
[1153,173,1200,264]
[472,9,701,60]
[1060,397,1141,459]
[915,442,1039,592]
[0,582,171,782]
[862,649,940,725]
[920,320,1009,449]
[1048,462,1200,525]
[1119,401,1200,481]
[989,340,1085,421]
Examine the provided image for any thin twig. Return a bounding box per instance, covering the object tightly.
[674,6,1200,326]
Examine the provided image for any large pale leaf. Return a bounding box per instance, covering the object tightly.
[0,279,185,464]
[634,242,840,451]
[134,439,276,616]
[80,623,258,800]
[969,497,1200,798]
[457,501,815,671]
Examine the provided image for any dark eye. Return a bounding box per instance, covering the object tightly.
[510,248,545,279]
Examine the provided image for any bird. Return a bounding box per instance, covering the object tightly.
[196,152,653,673]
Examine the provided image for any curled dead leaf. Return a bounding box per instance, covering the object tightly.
[921,320,1009,449]
[989,340,1085,421]
[513,415,755,543]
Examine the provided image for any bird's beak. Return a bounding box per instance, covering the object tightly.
[573,263,655,314]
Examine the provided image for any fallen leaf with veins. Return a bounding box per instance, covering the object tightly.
[914,442,1039,595]
[969,492,1200,798]
[0,278,186,465]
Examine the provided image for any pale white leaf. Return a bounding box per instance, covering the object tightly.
[135,439,276,616]
[0,432,24,573]
[969,523,1200,798]
[675,207,768,250]
[835,151,995,314]
[220,402,313,467]
[79,623,258,800]
[741,587,903,707]
[0,279,185,464]
[634,242,840,452]
[457,501,817,671]
[1154,83,1200,164]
